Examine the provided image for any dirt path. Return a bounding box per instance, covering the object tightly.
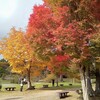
[0,90,80,100]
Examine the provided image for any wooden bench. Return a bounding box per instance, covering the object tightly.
[60,84,64,86]
[58,91,69,99]
[69,84,72,86]
[43,85,48,88]
[5,87,16,91]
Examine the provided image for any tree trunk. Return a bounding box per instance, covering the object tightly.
[95,68,100,95]
[60,75,63,82]
[80,67,90,100]
[27,68,32,89]
[56,77,59,87]
[87,67,94,96]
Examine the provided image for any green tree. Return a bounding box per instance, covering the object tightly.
[0,59,9,78]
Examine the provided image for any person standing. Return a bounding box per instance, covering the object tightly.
[23,77,27,84]
[52,79,55,87]
[20,78,24,92]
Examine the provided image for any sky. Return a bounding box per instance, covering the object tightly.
[0,0,43,38]
[0,0,43,59]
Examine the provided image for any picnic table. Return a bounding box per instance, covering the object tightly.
[43,85,49,88]
[58,91,69,99]
[5,87,16,91]
[60,84,64,86]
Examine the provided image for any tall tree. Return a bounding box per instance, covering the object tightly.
[27,3,96,99]
[0,28,44,89]
[43,0,100,99]
[90,30,100,95]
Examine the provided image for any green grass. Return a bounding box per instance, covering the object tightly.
[32,81,81,91]
[0,82,81,91]
[0,78,81,92]
[0,78,11,84]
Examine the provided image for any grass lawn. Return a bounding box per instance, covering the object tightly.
[0,80,81,100]
[0,78,81,92]
[1,78,100,100]
[1,79,100,100]
[0,81,81,92]
[33,82,81,90]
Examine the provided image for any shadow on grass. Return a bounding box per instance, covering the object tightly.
[67,94,72,97]
[4,97,22,100]
[38,86,81,91]
[58,95,72,99]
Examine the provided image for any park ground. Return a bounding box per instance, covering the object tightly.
[0,81,81,100]
[0,89,80,100]
[0,80,100,100]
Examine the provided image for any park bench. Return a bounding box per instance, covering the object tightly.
[69,84,72,86]
[5,87,16,91]
[43,85,48,88]
[60,84,64,86]
[58,91,69,99]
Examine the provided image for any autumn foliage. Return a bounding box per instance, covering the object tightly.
[0,28,45,88]
[0,0,99,96]
[89,0,100,20]
[27,2,93,67]
[48,54,71,75]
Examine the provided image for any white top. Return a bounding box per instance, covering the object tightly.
[20,80,23,86]
[24,78,26,82]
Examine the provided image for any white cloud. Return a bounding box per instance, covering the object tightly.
[0,0,43,37]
